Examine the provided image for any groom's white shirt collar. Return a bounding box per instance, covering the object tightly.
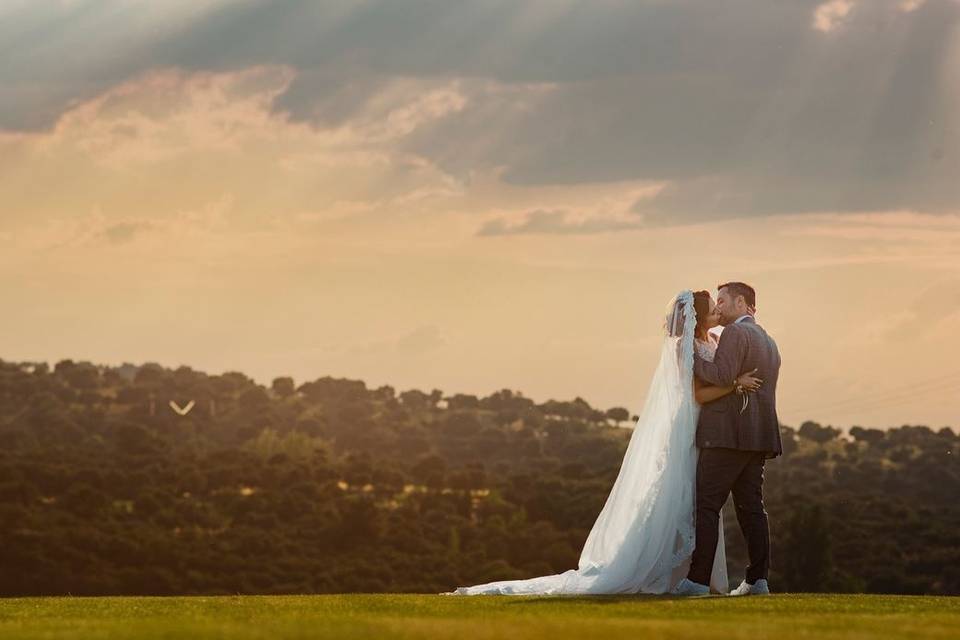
[734,314,754,324]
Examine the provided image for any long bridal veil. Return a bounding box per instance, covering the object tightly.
[448,290,724,595]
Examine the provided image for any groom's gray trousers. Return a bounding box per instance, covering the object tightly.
[687,447,770,586]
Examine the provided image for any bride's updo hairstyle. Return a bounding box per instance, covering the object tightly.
[692,290,712,340]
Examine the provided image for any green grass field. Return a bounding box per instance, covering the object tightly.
[1,594,957,640]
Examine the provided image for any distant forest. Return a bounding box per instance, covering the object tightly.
[1,358,957,596]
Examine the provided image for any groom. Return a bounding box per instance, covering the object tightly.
[673,282,783,597]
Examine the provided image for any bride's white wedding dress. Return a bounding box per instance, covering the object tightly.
[446,290,728,595]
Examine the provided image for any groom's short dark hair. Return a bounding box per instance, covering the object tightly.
[718,281,756,308]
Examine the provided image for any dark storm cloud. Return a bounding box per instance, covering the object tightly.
[3,0,959,221]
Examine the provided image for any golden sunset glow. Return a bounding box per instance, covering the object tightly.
[3,0,959,430]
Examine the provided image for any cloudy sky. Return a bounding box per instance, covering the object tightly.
[3,0,959,430]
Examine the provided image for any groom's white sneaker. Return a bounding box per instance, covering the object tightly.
[671,578,711,596]
[728,578,770,596]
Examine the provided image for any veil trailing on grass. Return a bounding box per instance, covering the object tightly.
[447,290,722,595]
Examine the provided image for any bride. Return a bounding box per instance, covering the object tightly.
[445,290,762,596]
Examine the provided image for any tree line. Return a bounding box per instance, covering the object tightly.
[0,358,956,596]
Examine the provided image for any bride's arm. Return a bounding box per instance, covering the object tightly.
[694,369,761,405]
[694,377,736,404]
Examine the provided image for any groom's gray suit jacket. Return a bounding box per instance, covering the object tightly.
[694,316,783,458]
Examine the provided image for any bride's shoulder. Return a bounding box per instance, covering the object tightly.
[698,332,719,347]
[694,335,716,354]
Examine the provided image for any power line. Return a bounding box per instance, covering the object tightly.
[791,370,960,417]
[795,380,959,419]
[831,384,957,418]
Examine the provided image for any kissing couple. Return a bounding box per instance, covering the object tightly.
[446,282,782,597]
